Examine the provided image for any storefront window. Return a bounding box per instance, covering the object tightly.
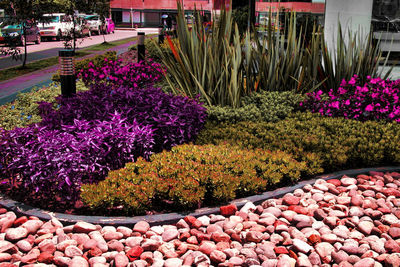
[372,0,400,32]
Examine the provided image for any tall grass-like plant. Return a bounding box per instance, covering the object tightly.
[158,2,249,108]
[252,12,308,92]
[315,26,393,92]
[158,1,393,105]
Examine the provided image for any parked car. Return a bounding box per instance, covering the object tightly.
[85,15,106,35]
[105,18,115,34]
[76,15,91,37]
[0,20,40,46]
[39,13,73,41]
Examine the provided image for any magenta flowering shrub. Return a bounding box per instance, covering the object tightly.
[78,59,164,88]
[39,85,207,152]
[300,75,400,123]
[0,113,155,202]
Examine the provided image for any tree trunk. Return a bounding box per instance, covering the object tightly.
[22,25,27,68]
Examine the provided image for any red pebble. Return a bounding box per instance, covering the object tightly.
[13,216,28,227]
[383,188,400,197]
[87,247,102,257]
[274,246,289,254]
[220,204,237,216]
[179,231,191,241]
[327,179,341,186]
[216,241,230,251]
[184,216,197,226]
[37,252,54,264]
[288,205,308,215]
[378,208,391,214]
[237,211,248,221]
[126,246,144,261]
[231,233,242,242]
[288,250,298,260]
[274,220,288,228]
[308,234,321,245]
[197,233,211,242]
[192,220,202,229]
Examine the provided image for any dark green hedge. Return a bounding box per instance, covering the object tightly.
[196,112,400,176]
[206,91,304,124]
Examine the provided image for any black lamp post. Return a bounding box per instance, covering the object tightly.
[137,32,145,61]
[59,49,76,97]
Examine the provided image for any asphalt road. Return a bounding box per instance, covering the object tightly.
[0,29,158,70]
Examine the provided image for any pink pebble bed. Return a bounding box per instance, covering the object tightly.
[0,171,400,267]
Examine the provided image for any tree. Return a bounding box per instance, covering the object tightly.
[1,0,55,68]
[94,0,111,43]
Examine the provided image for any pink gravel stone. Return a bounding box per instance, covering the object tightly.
[282,194,300,205]
[211,232,230,243]
[133,221,150,234]
[164,258,183,267]
[0,253,11,263]
[0,241,15,254]
[103,230,123,241]
[246,231,263,243]
[162,229,179,242]
[5,227,28,241]
[114,254,129,267]
[199,241,216,255]
[228,256,244,265]
[358,221,374,235]
[69,256,89,267]
[72,221,96,234]
[64,245,83,257]
[210,250,226,263]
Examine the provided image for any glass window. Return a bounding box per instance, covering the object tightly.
[372,0,400,32]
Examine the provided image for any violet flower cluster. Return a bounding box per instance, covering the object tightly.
[300,75,400,123]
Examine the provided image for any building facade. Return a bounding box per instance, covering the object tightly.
[110,0,326,27]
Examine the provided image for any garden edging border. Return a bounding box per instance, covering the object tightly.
[1,166,399,227]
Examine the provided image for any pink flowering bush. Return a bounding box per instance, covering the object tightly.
[78,58,165,88]
[300,75,400,123]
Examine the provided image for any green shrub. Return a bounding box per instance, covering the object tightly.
[0,81,88,130]
[52,51,117,82]
[207,91,304,124]
[196,112,400,176]
[80,143,306,215]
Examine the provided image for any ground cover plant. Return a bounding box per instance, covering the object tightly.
[81,144,306,215]
[206,91,304,124]
[301,75,400,123]
[0,81,88,131]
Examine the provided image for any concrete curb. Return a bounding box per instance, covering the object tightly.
[0,166,398,227]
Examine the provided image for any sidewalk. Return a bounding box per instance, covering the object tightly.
[0,34,155,106]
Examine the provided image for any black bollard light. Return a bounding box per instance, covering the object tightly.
[158,25,164,44]
[138,32,145,62]
[59,49,76,97]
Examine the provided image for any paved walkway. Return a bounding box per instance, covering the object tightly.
[0,32,156,106]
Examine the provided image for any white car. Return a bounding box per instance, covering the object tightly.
[85,15,106,35]
[39,13,74,41]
